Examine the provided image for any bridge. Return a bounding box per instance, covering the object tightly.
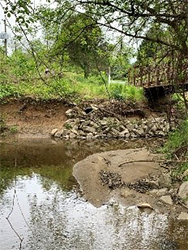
[128,62,188,101]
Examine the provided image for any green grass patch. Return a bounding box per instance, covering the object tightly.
[161,119,188,182]
[161,119,188,158]
[0,72,144,102]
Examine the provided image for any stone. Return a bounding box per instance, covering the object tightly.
[69,133,76,139]
[78,130,86,136]
[160,195,173,205]
[159,173,172,188]
[160,131,166,136]
[54,130,63,138]
[136,128,145,136]
[149,188,168,196]
[100,120,108,126]
[83,126,96,133]
[86,133,93,140]
[65,109,74,118]
[62,130,69,137]
[151,125,158,132]
[119,125,126,131]
[71,129,78,135]
[51,128,58,136]
[111,128,119,134]
[177,212,188,220]
[178,181,188,201]
[126,124,134,131]
[90,104,98,111]
[119,129,129,136]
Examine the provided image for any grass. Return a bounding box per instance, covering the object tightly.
[161,119,188,182]
[161,119,188,157]
[0,72,145,102]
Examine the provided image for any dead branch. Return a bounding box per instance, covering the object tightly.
[118,159,188,167]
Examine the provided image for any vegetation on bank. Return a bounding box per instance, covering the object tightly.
[0,72,144,102]
[161,119,188,182]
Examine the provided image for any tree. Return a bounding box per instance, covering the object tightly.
[48,12,110,78]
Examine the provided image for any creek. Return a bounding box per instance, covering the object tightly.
[0,138,187,250]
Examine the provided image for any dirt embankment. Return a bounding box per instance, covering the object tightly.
[0,98,71,138]
[0,97,159,138]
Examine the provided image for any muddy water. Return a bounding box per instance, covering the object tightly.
[0,138,187,250]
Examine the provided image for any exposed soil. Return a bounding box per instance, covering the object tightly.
[0,97,166,139]
[0,97,71,138]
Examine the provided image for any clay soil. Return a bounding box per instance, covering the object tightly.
[0,97,70,138]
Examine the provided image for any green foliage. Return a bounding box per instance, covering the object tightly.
[108,83,144,101]
[9,50,36,77]
[171,162,188,182]
[161,119,188,182]
[60,13,109,78]
[162,119,188,158]
[0,84,20,99]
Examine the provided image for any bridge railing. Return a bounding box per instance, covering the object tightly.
[128,62,188,88]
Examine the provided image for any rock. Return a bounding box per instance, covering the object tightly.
[90,104,98,111]
[159,173,172,188]
[119,125,126,131]
[65,109,74,118]
[126,124,134,131]
[151,124,158,132]
[83,126,96,133]
[120,189,134,198]
[86,133,93,140]
[178,181,188,203]
[69,133,76,139]
[177,212,188,220]
[160,195,173,205]
[51,128,58,136]
[119,129,129,137]
[54,130,63,138]
[70,129,78,135]
[149,188,168,196]
[62,129,70,137]
[136,128,145,136]
[137,203,153,210]
[158,131,166,136]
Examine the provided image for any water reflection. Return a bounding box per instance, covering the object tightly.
[0,174,174,250]
[0,138,187,250]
